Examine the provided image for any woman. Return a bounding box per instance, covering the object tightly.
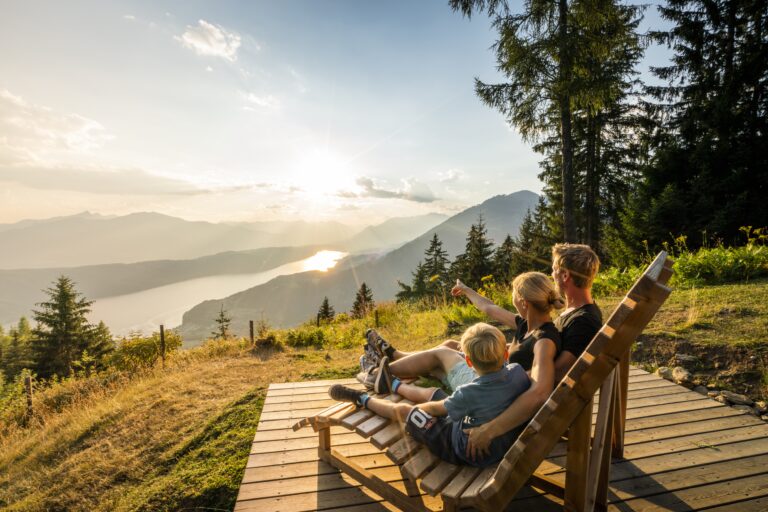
[366,272,564,406]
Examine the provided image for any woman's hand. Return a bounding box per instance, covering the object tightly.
[463,423,495,461]
[451,279,470,297]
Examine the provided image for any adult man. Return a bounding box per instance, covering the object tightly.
[363,243,602,459]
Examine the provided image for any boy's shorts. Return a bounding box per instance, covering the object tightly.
[443,358,478,391]
[404,407,463,465]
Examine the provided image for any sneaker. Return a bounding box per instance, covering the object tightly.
[366,328,395,359]
[355,367,377,390]
[362,343,381,368]
[329,384,365,406]
[374,356,393,395]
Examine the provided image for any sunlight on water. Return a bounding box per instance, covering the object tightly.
[301,250,347,272]
[88,250,348,336]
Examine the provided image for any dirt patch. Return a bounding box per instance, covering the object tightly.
[631,334,768,400]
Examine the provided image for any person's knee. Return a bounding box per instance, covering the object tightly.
[439,339,461,351]
[393,403,413,421]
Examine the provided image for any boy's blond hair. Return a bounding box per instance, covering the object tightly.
[460,322,506,373]
[551,243,600,289]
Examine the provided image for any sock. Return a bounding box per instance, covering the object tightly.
[382,342,395,359]
[359,393,370,408]
[391,378,402,394]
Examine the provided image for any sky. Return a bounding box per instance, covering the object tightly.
[0,0,672,225]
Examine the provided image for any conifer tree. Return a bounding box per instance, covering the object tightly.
[450,216,495,289]
[351,283,375,318]
[3,320,34,379]
[613,0,768,256]
[423,233,451,297]
[493,234,517,284]
[212,305,232,340]
[32,277,98,378]
[317,296,335,322]
[396,262,429,303]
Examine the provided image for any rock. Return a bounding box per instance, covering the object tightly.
[715,395,729,404]
[720,390,754,406]
[762,415,768,422]
[707,391,719,398]
[732,405,759,416]
[755,401,767,415]
[693,385,708,395]
[672,366,693,384]
[656,366,673,380]
[675,353,699,365]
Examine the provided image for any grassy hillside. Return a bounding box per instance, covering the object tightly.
[2,279,766,511]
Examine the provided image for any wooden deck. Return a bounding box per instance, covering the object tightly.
[236,367,768,511]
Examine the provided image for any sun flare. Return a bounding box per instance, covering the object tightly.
[295,148,357,197]
[302,250,347,272]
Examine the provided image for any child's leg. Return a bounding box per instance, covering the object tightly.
[389,346,465,380]
[393,382,447,404]
[390,339,461,361]
[365,398,413,422]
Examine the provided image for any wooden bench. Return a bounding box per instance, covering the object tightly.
[292,251,673,511]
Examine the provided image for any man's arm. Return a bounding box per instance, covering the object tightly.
[464,339,557,460]
[554,350,577,383]
[451,279,519,328]
[418,400,448,417]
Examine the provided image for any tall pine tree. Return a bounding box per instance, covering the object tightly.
[351,283,375,318]
[32,276,96,379]
[450,216,495,289]
[317,296,336,322]
[212,305,232,340]
[615,0,768,256]
[422,233,451,298]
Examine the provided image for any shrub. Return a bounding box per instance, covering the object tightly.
[283,328,326,349]
[110,330,183,372]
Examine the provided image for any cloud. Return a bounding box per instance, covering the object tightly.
[439,168,464,183]
[176,20,241,62]
[123,14,136,21]
[0,89,111,165]
[353,176,437,203]
[242,92,279,109]
[0,165,231,196]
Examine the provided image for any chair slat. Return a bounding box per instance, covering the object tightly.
[370,421,406,449]
[402,447,440,480]
[441,466,482,500]
[420,461,462,496]
[387,434,421,464]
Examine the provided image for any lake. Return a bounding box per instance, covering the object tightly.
[88,250,346,336]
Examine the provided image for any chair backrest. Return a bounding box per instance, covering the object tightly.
[474,251,673,508]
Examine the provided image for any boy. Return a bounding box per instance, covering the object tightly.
[329,323,530,467]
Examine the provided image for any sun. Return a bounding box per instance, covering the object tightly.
[294,148,357,197]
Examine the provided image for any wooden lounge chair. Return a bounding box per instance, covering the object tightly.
[292,251,673,511]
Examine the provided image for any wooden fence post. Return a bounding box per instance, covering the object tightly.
[159,324,166,369]
[24,375,33,418]
[249,320,255,346]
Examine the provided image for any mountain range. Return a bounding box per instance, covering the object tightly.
[0,211,447,269]
[179,191,539,342]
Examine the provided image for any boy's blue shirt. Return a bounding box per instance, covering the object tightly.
[442,362,531,465]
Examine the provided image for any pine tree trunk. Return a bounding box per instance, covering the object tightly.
[585,112,597,247]
[559,0,576,243]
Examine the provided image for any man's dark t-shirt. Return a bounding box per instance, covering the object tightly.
[508,315,562,370]
[555,304,603,357]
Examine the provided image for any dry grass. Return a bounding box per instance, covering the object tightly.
[0,344,363,512]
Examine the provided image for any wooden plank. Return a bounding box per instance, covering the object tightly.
[609,472,768,511]
[420,461,462,496]
[401,447,440,480]
[246,442,379,468]
[251,432,364,454]
[241,453,395,484]
[268,378,358,390]
[441,466,482,500]
[564,398,591,511]
[608,453,768,503]
[371,422,406,450]
[387,434,421,464]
